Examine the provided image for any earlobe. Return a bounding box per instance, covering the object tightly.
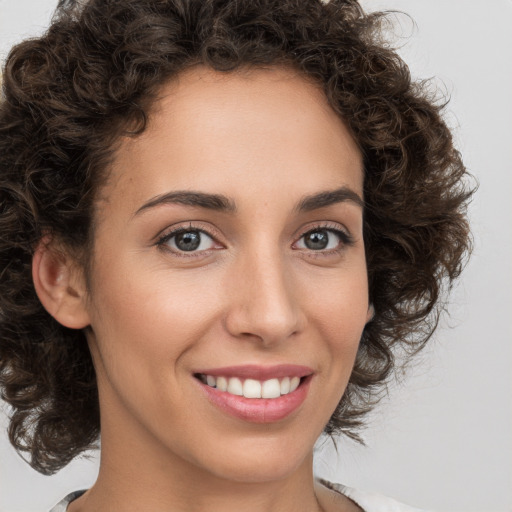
[366,303,375,324]
[32,239,91,329]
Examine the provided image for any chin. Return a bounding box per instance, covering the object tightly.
[188,433,315,484]
[209,457,306,484]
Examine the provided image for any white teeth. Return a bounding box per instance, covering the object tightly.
[280,377,290,395]
[289,376,300,392]
[216,376,228,391]
[200,374,304,399]
[262,378,281,399]
[227,377,243,396]
[243,379,261,398]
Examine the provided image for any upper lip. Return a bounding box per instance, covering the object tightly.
[194,364,314,381]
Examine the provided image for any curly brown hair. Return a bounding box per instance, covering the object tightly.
[0,0,473,475]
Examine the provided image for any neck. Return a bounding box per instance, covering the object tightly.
[70,402,324,512]
[73,449,322,512]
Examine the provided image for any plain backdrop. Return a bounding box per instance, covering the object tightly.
[0,1,511,511]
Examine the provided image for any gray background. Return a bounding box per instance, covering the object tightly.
[0,1,511,511]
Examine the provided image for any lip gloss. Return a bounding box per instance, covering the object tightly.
[195,374,312,423]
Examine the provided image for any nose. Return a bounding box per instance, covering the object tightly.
[223,247,306,346]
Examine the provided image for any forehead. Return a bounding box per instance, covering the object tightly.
[100,65,363,216]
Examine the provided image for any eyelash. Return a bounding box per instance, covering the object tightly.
[155,222,354,259]
[294,223,354,258]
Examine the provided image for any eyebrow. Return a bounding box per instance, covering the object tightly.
[294,186,364,212]
[135,190,236,216]
[134,186,363,216]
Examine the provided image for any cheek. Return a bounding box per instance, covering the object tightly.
[85,264,224,430]
[302,262,369,349]
[88,260,223,371]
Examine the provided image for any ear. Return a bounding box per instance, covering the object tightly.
[366,303,375,324]
[32,238,91,329]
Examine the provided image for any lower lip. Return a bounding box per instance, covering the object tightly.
[196,376,312,423]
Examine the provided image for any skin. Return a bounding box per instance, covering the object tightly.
[41,65,370,511]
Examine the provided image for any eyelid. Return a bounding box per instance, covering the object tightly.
[155,220,354,258]
[155,222,225,258]
[291,220,351,240]
[292,222,354,253]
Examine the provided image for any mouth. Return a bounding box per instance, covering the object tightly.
[193,365,313,423]
[194,373,305,399]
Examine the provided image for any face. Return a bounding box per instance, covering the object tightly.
[83,66,370,484]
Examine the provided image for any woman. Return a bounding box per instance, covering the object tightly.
[0,0,473,510]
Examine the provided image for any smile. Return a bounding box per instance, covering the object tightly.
[193,365,313,423]
[197,374,301,399]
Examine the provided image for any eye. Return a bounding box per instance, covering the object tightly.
[294,227,351,252]
[158,227,218,254]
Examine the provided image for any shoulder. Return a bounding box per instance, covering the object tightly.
[316,479,430,512]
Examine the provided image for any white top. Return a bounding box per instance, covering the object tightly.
[325,481,427,512]
[49,482,428,512]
